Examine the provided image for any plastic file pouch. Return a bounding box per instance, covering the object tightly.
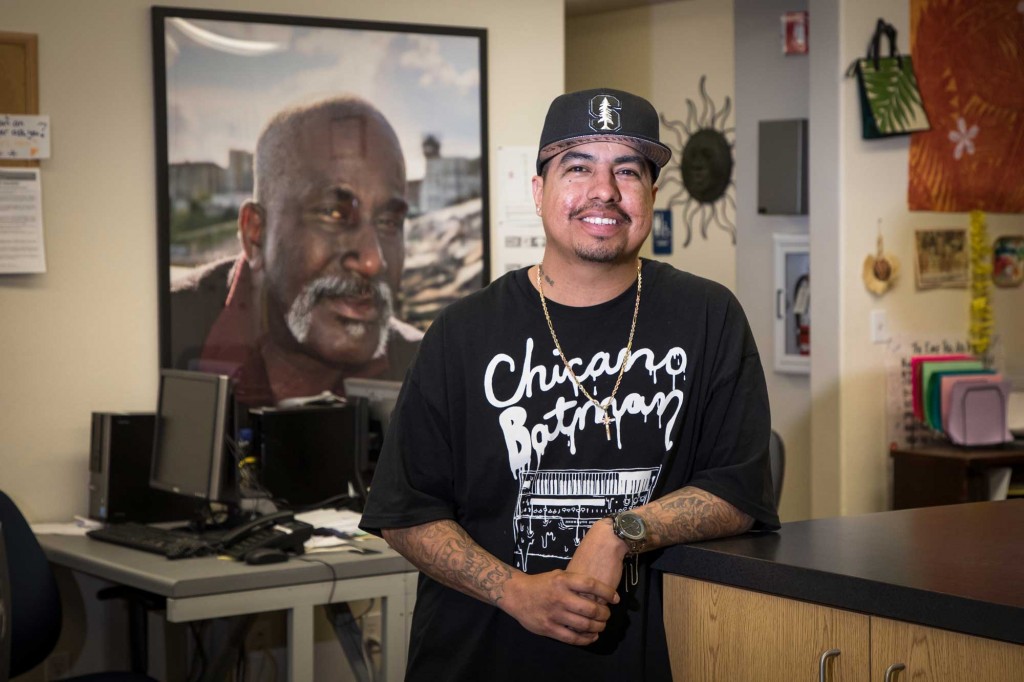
[947,380,1012,446]
[940,373,1002,433]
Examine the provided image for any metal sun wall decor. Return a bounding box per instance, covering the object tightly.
[658,76,736,247]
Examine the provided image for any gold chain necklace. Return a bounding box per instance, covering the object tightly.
[537,260,642,441]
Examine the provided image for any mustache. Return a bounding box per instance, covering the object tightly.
[285,274,393,345]
[306,274,389,305]
[568,202,631,223]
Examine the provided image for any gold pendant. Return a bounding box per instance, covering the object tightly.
[602,411,612,441]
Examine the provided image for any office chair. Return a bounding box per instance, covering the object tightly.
[769,430,786,506]
[0,490,157,681]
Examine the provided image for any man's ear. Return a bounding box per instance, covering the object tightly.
[239,200,266,271]
[531,175,544,215]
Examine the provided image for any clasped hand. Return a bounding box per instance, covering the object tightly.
[502,520,627,646]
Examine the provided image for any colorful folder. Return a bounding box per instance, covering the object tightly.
[910,354,971,421]
[919,359,984,429]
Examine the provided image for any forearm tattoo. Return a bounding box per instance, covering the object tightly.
[384,520,514,606]
[644,486,754,548]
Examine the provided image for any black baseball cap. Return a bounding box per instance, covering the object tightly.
[536,88,672,179]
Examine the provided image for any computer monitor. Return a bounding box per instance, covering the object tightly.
[150,369,232,502]
[250,402,367,507]
[343,378,403,487]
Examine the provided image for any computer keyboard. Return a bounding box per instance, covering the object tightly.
[87,522,213,559]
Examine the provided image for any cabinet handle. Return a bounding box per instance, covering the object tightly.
[884,662,906,681]
[818,648,840,681]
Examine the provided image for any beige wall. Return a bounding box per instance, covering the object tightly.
[830,0,1023,516]
[566,0,738,291]
[0,0,564,523]
[570,0,1024,521]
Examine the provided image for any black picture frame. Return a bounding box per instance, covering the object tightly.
[152,7,489,391]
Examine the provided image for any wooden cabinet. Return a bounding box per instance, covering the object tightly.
[665,576,868,681]
[890,445,1024,509]
[870,617,1024,681]
[664,575,1024,682]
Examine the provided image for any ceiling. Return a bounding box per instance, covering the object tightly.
[565,0,683,18]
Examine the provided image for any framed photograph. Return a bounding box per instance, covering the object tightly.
[152,7,488,406]
[992,235,1023,287]
[914,229,968,290]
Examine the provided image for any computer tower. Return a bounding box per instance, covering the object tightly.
[251,403,368,508]
[88,412,197,523]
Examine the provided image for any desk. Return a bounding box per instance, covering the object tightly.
[38,534,417,681]
[890,442,1024,509]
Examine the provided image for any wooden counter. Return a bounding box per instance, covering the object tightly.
[653,500,1024,681]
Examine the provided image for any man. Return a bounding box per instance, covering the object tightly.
[171,96,422,406]
[361,88,779,680]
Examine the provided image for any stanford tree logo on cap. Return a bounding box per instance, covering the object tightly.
[589,94,622,133]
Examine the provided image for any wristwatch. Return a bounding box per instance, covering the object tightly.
[609,511,647,555]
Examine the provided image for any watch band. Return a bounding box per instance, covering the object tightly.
[608,512,647,555]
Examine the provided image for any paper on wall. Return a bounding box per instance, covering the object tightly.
[0,114,51,160]
[0,168,46,274]
[494,145,545,275]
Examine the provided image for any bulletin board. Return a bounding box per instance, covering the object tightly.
[0,32,39,169]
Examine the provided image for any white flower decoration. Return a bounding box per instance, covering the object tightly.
[948,117,978,160]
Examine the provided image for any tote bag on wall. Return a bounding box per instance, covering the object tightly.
[847,19,930,139]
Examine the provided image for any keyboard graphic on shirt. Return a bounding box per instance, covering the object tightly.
[513,467,660,571]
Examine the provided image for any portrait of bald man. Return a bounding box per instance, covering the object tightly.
[170,96,422,406]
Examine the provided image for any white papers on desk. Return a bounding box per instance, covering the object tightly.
[0,168,46,274]
[31,516,103,536]
[295,508,368,552]
[987,467,1013,501]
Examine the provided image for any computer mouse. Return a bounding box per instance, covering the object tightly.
[244,547,289,565]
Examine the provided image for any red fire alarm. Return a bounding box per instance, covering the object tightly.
[782,11,809,55]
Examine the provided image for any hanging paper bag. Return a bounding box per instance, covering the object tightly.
[847,19,930,139]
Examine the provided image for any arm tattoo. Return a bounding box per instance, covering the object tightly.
[642,486,754,549]
[383,520,514,606]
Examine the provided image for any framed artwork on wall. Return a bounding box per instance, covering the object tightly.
[913,228,968,290]
[152,7,488,406]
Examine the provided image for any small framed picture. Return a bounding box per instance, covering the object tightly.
[781,11,809,56]
[914,229,968,290]
[992,235,1023,287]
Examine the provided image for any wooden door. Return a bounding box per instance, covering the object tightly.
[871,617,1024,681]
[663,575,869,681]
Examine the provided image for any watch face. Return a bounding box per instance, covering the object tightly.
[617,512,646,540]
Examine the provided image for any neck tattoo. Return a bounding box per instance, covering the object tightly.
[536,260,642,441]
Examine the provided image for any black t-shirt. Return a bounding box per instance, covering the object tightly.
[361,259,779,681]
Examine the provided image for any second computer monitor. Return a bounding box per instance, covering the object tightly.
[343,378,402,487]
[150,369,232,502]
